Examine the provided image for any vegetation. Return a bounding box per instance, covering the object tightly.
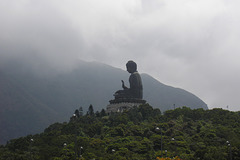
[0,104,239,160]
[0,63,208,144]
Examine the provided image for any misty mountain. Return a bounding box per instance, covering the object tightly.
[0,61,207,144]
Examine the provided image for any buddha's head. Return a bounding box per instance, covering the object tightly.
[126,60,137,73]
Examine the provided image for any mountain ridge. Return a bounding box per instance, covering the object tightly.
[0,61,207,144]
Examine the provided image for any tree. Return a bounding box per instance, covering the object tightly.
[74,109,80,118]
[79,107,83,116]
[100,109,107,117]
[88,104,94,116]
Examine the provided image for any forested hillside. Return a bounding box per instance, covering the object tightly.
[0,61,207,144]
[1,105,239,160]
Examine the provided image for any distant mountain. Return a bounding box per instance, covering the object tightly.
[0,61,207,144]
[142,74,208,111]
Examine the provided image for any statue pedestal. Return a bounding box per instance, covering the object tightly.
[106,98,146,113]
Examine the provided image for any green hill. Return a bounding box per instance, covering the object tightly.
[0,105,239,160]
[0,61,207,144]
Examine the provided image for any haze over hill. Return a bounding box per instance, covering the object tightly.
[0,60,207,144]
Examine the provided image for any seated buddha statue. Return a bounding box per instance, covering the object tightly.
[114,60,143,99]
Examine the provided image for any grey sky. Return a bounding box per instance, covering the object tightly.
[1,0,240,111]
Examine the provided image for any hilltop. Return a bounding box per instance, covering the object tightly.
[0,105,239,160]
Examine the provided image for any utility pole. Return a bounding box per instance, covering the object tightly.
[156,127,163,158]
[226,141,232,160]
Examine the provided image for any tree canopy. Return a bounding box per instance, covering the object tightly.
[0,104,239,160]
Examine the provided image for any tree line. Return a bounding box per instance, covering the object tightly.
[0,104,240,160]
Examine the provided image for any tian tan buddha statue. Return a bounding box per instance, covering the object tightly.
[114,60,143,100]
[107,60,146,112]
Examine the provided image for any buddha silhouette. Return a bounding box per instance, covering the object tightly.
[114,60,143,99]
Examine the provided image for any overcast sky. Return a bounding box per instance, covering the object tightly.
[1,0,240,111]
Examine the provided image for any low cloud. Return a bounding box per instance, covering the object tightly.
[1,0,240,110]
